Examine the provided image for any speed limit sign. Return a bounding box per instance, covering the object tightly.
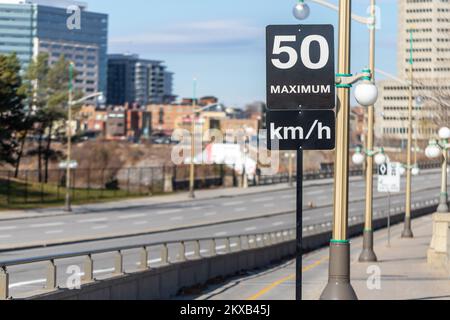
[266,25,335,110]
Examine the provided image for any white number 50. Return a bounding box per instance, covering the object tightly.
[271,34,329,70]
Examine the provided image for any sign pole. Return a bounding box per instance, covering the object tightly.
[296,150,303,301]
[387,192,391,247]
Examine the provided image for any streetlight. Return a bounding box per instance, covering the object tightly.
[189,78,197,199]
[401,30,415,239]
[65,61,103,212]
[295,0,379,299]
[425,127,450,213]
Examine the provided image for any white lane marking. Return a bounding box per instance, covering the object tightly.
[234,207,246,212]
[118,213,146,220]
[245,227,257,232]
[0,235,11,239]
[251,197,274,203]
[281,195,294,199]
[45,230,63,235]
[133,221,148,225]
[204,212,217,217]
[307,190,322,195]
[263,203,275,208]
[157,209,182,215]
[170,216,183,221]
[91,225,108,230]
[223,201,244,207]
[30,222,64,228]
[77,218,107,223]
[272,222,284,227]
[303,217,311,221]
[0,226,17,231]
[325,212,333,217]
[214,232,227,237]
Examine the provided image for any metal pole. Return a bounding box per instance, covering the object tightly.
[402,30,414,238]
[359,0,377,263]
[437,145,448,212]
[65,62,74,212]
[387,192,391,247]
[320,0,357,300]
[296,150,303,301]
[189,79,197,199]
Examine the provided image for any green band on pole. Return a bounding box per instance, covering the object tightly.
[336,84,352,88]
[364,229,373,232]
[330,239,350,244]
[336,73,353,77]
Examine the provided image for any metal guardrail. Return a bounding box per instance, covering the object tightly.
[0,229,296,300]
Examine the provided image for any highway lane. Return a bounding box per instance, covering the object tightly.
[0,178,442,297]
[0,170,442,250]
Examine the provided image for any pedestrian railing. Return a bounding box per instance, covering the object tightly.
[0,229,296,300]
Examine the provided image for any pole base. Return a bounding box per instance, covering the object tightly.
[188,192,196,199]
[358,230,377,262]
[320,241,358,300]
[401,217,414,238]
[437,194,449,213]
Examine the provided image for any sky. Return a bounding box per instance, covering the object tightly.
[85,0,398,108]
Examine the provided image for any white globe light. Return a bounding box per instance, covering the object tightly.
[399,166,406,176]
[354,82,378,107]
[374,153,387,166]
[425,144,441,159]
[438,127,450,140]
[293,2,310,20]
[352,152,365,165]
[412,167,420,176]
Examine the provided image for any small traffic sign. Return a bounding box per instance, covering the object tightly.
[378,162,401,193]
[266,110,335,151]
[59,160,78,169]
[266,24,335,110]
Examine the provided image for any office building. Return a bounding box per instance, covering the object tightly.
[107,53,175,106]
[0,0,108,97]
[375,0,450,144]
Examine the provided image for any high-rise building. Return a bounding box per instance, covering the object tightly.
[0,0,108,97]
[375,0,450,145]
[107,53,175,106]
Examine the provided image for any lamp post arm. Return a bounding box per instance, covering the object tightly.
[71,92,103,106]
[306,0,371,24]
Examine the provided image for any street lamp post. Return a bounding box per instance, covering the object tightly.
[65,62,74,212]
[189,79,197,199]
[425,127,450,213]
[296,0,379,262]
[65,62,103,212]
[401,30,415,238]
[294,0,379,300]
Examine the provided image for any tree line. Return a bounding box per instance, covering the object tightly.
[0,52,81,183]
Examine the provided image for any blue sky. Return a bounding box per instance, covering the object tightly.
[86,0,398,108]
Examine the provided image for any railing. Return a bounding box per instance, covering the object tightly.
[0,229,296,300]
[0,160,444,208]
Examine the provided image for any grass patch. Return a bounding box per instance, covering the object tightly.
[0,178,162,210]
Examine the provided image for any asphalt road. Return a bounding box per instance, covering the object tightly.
[0,169,444,298]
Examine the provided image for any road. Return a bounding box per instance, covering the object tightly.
[0,169,444,298]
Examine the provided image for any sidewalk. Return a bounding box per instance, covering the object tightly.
[195,213,450,300]
[0,174,359,222]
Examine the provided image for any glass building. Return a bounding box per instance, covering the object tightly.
[0,0,108,97]
[107,53,175,106]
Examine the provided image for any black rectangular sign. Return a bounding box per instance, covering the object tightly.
[266,110,335,151]
[266,24,335,110]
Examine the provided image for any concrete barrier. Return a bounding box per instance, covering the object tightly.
[29,242,296,300]
[427,213,450,273]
